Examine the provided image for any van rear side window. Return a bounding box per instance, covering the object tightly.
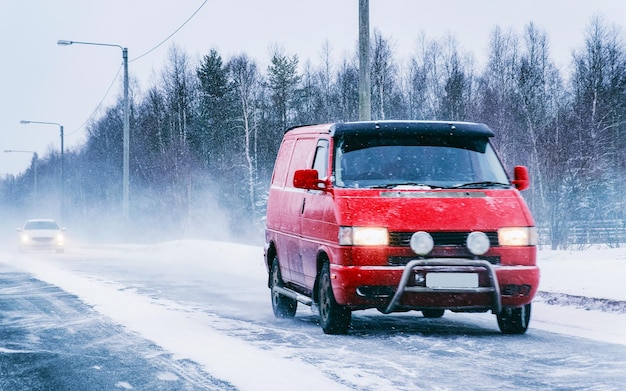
[271,139,295,187]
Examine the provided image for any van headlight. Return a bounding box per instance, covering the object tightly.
[498,227,538,246]
[339,227,389,246]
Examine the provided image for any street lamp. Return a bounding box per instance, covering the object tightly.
[20,120,63,217]
[4,149,38,204]
[58,39,129,221]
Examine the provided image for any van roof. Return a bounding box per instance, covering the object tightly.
[286,121,495,138]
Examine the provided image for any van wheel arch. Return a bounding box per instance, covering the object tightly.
[270,255,297,318]
[265,243,277,289]
[313,252,330,304]
[317,261,351,334]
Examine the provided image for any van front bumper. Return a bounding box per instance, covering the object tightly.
[329,260,540,313]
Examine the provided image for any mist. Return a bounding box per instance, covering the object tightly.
[3,16,626,250]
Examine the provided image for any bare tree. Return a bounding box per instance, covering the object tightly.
[334,56,360,121]
[318,41,335,122]
[370,30,399,119]
[438,34,475,120]
[228,54,261,218]
[515,23,571,248]
[569,15,626,245]
[478,26,521,168]
[405,50,429,119]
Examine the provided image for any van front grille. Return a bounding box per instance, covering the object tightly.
[388,255,501,266]
[389,231,499,247]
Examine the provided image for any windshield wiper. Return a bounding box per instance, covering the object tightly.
[369,183,444,189]
[450,181,511,189]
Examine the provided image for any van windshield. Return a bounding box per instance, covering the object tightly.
[334,135,510,189]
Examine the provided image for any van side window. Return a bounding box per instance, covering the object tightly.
[312,139,329,179]
[287,138,317,188]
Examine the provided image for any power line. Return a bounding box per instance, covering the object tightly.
[67,0,208,138]
[131,0,208,63]
[67,65,122,138]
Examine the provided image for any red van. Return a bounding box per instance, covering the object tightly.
[264,121,539,334]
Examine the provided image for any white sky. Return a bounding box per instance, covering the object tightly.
[1,0,625,175]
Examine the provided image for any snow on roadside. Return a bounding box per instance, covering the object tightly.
[532,246,626,346]
[7,250,353,391]
[538,247,626,302]
[532,301,626,345]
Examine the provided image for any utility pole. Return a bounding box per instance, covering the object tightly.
[122,47,129,222]
[58,39,130,221]
[359,0,371,121]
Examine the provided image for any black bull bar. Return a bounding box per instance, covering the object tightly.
[381,258,502,315]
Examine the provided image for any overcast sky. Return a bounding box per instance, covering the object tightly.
[1,0,625,175]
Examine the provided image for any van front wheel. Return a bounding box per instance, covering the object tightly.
[422,309,445,318]
[270,258,297,318]
[497,303,531,334]
[318,263,351,334]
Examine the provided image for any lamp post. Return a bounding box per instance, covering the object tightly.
[58,39,129,221]
[20,120,63,217]
[4,149,38,204]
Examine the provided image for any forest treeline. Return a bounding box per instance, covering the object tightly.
[2,17,626,249]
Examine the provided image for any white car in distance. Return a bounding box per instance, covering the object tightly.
[17,219,65,253]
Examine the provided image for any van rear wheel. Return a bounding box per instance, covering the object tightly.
[497,303,531,334]
[270,257,297,318]
[318,263,351,334]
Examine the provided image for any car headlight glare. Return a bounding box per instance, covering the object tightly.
[339,227,388,246]
[410,231,434,256]
[498,227,537,246]
[466,231,490,255]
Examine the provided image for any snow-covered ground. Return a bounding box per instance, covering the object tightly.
[533,247,626,346]
[1,241,625,390]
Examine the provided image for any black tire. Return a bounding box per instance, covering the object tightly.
[422,309,445,318]
[270,257,297,318]
[318,263,351,334]
[497,303,531,334]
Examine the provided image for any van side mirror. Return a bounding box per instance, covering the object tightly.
[293,169,327,191]
[511,165,530,191]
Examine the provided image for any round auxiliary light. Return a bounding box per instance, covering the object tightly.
[466,231,490,255]
[410,231,434,256]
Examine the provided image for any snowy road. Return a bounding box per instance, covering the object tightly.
[1,241,626,390]
[0,264,230,390]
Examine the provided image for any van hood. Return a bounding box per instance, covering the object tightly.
[335,188,534,231]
